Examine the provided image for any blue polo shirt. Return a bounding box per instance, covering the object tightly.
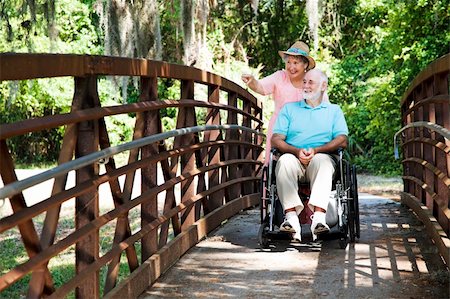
[273,101,348,149]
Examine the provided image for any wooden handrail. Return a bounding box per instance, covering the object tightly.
[400,54,450,105]
[0,53,261,108]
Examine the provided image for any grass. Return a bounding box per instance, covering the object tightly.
[14,152,130,170]
[0,205,148,299]
[357,173,403,200]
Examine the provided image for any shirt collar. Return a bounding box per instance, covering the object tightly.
[300,99,329,109]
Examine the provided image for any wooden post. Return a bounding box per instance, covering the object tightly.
[74,76,100,299]
[140,77,160,261]
[179,79,200,229]
[204,84,223,211]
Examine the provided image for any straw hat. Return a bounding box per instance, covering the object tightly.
[278,41,316,70]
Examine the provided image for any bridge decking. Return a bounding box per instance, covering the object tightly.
[138,194,448,299]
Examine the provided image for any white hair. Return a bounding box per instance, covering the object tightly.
[307,68,328,87]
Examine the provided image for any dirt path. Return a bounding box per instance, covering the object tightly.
[140,193,448,299]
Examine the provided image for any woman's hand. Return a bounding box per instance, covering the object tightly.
[241,74,265,94]
[241,74,255,84]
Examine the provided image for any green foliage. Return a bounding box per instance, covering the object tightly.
[0,0,101,53]
[159,0,183,63]
[210,0,309,76]
[0,0,103,164]
[0,80,65,163]
[316,0,449,175]
[1,0,448,175]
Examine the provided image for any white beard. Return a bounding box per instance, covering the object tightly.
[304,89,322,101]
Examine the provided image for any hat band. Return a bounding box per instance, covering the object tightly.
[286,48,308,56]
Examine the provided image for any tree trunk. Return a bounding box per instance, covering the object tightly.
[306,0,319,51]
[181,0,196,65]
[133,0,162,59]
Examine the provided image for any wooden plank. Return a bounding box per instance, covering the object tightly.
[33,79,83,297]
[98,117,139,294]
[241,99,254,195]
[402,176,450,219]
[225,92,241,201]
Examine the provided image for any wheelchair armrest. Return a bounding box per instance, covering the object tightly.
[270,148,280,155]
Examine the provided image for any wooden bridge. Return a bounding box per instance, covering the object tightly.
[0,53,448,298]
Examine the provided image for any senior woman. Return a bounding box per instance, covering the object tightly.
[242,41,323,165]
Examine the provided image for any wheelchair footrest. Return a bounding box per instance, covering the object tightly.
[264,230,292,240]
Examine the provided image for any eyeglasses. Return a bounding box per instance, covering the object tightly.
[303,80,319,85]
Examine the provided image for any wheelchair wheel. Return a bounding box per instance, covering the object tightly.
[339,236,348,249]
[346,164,360,242]
[260,166,268,224]
[351,164,360,239]
[258,216,270,249]
[345,163,356,242]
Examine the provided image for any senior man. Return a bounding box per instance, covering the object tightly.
[271,68,348,241]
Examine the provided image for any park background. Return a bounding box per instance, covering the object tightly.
[0,0,449,175]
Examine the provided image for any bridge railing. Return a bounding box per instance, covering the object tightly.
[395,53,449,266]
[0,54,264,298]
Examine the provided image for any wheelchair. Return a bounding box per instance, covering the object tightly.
[258,148,360,249]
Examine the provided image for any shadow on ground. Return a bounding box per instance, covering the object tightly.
[140,193,448,298]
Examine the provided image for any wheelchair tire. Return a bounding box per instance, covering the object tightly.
[345,162,356,243]
[351,164,360,239]
[339,236,348,249]
[258,217,270,249]
[260,166,269,224]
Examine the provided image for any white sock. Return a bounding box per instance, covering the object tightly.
[313,211,326,224]
[286,211,301,233]
[312,211,328,241]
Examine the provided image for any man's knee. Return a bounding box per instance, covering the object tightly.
[278,153,298,164]
[276,153,299,173]
[310,153,335,169]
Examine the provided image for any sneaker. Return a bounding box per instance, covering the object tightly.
[311,212,330,240]
[313,223,330,235]
[280,219,296,233]
[292,230,302,242]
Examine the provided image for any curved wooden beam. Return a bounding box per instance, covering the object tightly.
[0,100,263,140]
[402,176,450,219]
[400,54,450,105]
[402,157,450,186]
[0,53,261,108]
[400,192,450,267]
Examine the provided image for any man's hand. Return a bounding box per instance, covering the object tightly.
[298,148,315,165]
